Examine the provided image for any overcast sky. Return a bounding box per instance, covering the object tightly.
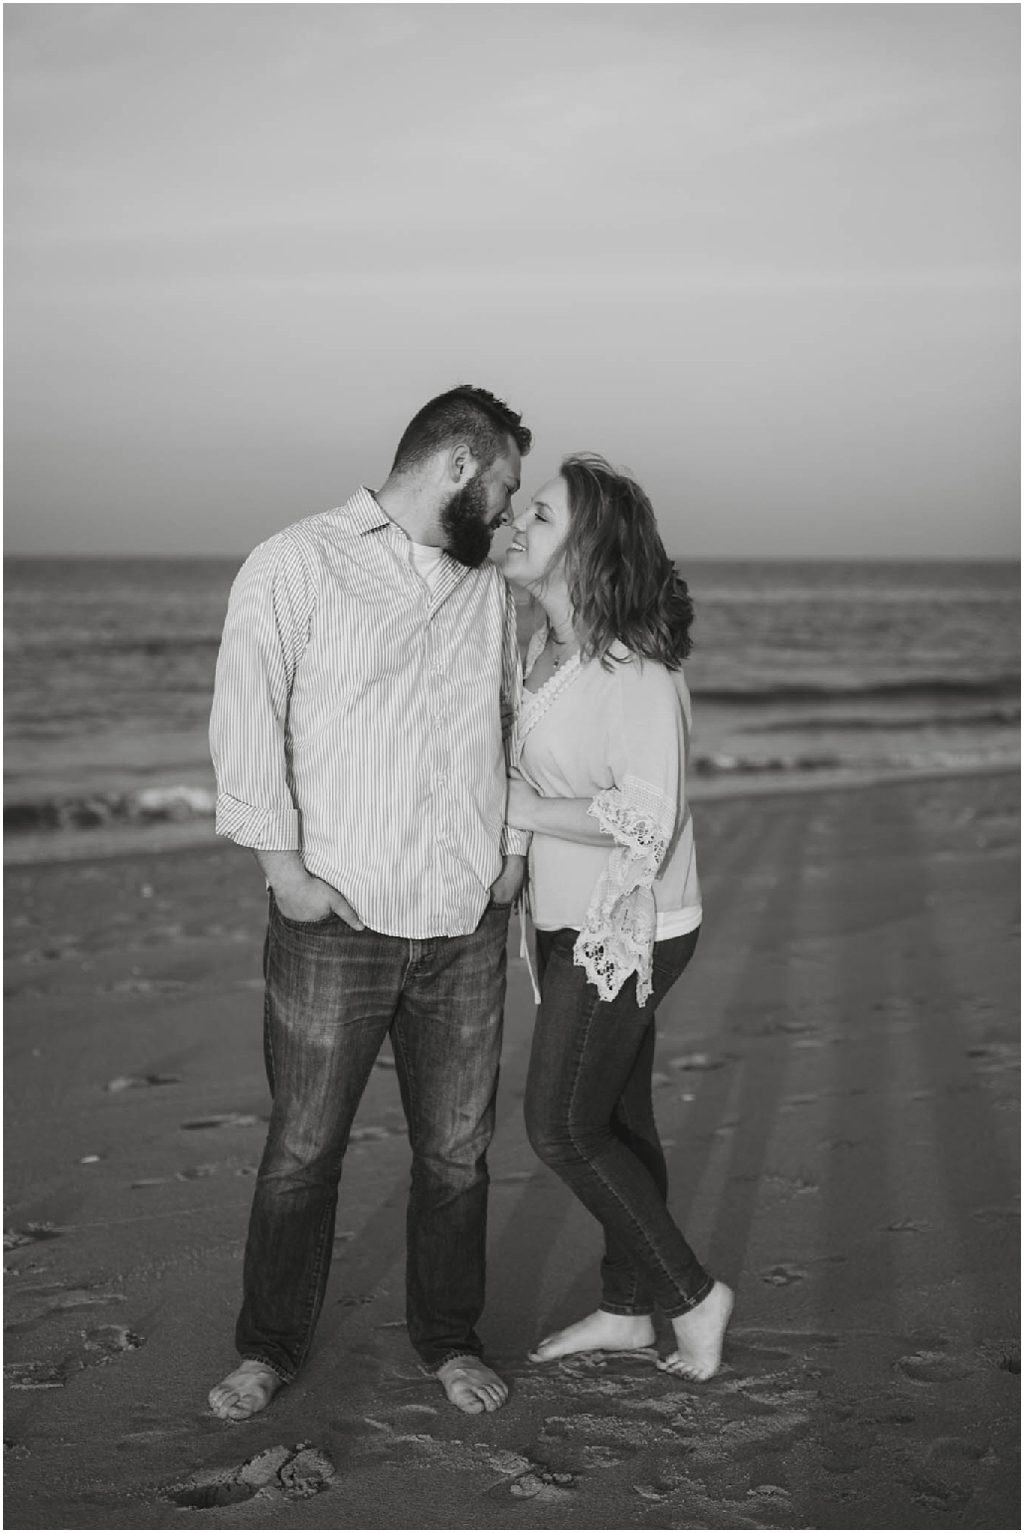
[5,3,1020,558]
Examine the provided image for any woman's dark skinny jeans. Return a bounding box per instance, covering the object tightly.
[524,925,712,1320]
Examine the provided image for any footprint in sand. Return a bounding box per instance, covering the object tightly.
[6,1324,143,1390]
[669,1052,727,1072]
[895,1350,974,1384]
[881,1217,932,1233]
[681,1411,810,1469]
[759,1264,807,1286]
[131,1164,218,1187]
[180,1113,261,1130]
[764,1171,819,1196]
[106,1074,182,1092]
[497,1468,575,1504]
[5,1284,125,1334]
[580,1442,639,1469]
[911,1478,972,1515]
[81,1324,145,1362]
[4,1224,67,1251]
[820,1424,877,1474]
[632,1480,680,1502]
[538,1413,653,1454]
[976,1337,1021,1374]
[923,1436,994,1466]
[21,941,85,965]
[162,1443,335,1508]
[972,1204,1021,1225]
[5,1360,71,1389]
[546,1350,655,1382]
[118,1423,196,1448]
[108,979,190,996]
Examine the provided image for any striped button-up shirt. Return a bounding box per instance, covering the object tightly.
[209,488,528,938]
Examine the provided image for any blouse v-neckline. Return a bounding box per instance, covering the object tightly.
[516,626,584,753]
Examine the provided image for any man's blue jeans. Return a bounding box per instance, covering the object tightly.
[525,925,712,1320]
[235,894,510,1379]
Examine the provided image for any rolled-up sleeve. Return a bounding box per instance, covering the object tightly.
[498,583,531,858]
[209,535,317,850]
[575,662,687,1005]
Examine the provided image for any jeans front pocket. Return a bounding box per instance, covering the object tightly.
[269,892,337,932]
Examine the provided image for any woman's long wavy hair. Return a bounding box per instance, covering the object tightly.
[558,453,694,670]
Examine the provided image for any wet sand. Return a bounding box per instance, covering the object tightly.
[4,772,1020,1530]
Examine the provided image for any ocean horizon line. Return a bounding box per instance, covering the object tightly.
[4,551,1021,567]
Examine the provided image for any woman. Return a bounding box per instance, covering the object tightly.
[502,453,732,1380]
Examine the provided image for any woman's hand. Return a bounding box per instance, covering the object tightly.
[506,773,541,832]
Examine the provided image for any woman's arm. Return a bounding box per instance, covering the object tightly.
[506,776,614,847]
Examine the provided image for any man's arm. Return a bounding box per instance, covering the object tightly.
[485,582,529,905]
[497,582,531,863]
[210,536,310,847]
[210,537,362,929]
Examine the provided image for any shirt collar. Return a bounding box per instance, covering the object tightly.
[345,486,393,536]
[342,488,470,593]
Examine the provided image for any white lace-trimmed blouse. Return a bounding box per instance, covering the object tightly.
[514,627,702,1006]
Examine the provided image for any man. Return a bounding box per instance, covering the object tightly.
[207,385,531,1421]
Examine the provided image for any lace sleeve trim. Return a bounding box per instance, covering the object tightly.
[574,775,676,1007]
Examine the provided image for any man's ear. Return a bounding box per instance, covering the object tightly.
[447,443,476,485]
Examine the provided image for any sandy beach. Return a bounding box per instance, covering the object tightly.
[4,771,1019,1531]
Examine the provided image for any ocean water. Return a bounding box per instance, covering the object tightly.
[4,555,1019,856]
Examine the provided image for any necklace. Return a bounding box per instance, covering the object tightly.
[548,628,578,670]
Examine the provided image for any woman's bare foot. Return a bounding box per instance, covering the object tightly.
[208,1361,283,1422]
[658,1280,734,1381]
[436,1356,508,1414]
[528,1310,656,1363]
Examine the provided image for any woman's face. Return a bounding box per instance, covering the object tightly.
[500,475,572,591]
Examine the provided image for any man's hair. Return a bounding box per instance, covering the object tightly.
[559,453,694,670]
[391,385,531,476]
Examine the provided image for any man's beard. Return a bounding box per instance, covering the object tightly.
[439,477,494,568]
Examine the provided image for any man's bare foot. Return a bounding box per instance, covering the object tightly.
[436,1356,508,1414]
[528,1310,656,1363]
[658,1280,734,1381]
[208,1361,283,1422]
